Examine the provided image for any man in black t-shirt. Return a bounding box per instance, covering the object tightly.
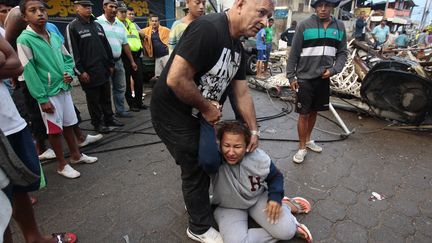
[150,0,274,242]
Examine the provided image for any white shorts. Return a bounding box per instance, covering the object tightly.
[155,55,170,77]
[39,90,77,134]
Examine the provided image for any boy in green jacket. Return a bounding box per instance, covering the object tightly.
[17,0,98,179]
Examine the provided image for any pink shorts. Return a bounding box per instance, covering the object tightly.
[39,91,78,134]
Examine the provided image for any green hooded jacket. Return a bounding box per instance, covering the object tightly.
[17,26,75,104]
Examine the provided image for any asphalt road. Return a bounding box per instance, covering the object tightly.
[10,85,432,243]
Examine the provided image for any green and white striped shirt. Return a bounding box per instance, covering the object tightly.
[96,15,128,59]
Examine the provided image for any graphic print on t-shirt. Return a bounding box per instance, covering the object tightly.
[198,47,241,101]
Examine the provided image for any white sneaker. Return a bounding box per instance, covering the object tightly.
[38,148,56,161]
[57,164,80,179]
[293,149,307,164]
[186,227,223,243]
[78,134,103,147]
[306,140,322,153]
[131,91,135,98]
[70,153,98,164]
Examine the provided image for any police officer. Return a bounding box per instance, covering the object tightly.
[116,2,147,111]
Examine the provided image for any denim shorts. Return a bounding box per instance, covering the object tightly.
[257,50,266,61]
[265,43,272,62]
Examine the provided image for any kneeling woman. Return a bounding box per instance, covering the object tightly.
[211,121,313,243]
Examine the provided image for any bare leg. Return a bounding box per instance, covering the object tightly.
[73,125,85,144]
[297,114,309,150]
[48,134,67,171]
[256,61,262,78]
[63,126,81,161]
[305,112,317,142]
[12,192,54,243]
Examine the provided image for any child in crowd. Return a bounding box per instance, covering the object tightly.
[17,0,97,179]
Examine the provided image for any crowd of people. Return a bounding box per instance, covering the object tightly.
[354,11,430,50]
[0,0,196,242]
[0,0,352,242]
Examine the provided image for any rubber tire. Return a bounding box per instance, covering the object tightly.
[246,53,257,75]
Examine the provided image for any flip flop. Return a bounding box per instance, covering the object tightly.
[282,196,311,214]
[52,232,77,243]
[296,223,313,243]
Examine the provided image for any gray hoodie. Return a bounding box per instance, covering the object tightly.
[211,149,270,209]
[286,14,348,82]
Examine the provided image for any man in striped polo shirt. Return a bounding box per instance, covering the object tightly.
[97,0,137,118]
[286,0,347,164]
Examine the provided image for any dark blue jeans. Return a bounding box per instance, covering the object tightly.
[152,119,214,234]
[198,116,221,174]
[6,127,43,192]
[199,86,243,173]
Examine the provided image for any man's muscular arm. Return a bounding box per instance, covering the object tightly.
[231,79,259,152]
[0,35,23,78]
[166,55,221,124]
[4,7,28,50]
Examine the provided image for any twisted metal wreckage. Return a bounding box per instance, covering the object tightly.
[248,39,432,130]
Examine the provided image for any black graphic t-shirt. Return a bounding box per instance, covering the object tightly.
[150,13,246,128]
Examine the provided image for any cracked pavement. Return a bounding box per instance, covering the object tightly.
[10,87,432,243]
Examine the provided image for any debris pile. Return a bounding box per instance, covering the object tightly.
[331,40,432,125]
[247,39,432,125]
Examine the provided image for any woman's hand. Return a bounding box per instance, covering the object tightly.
[264,200,282,224]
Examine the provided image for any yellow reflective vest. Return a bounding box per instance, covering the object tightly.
[121,18,142,52]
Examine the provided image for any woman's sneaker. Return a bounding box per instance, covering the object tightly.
[293,149,307,164]
[186,227,223,243]
[306,140,322,153]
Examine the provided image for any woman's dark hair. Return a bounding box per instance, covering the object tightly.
[217,121,251,145]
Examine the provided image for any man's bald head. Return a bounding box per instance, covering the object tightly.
[227,0,274,38]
